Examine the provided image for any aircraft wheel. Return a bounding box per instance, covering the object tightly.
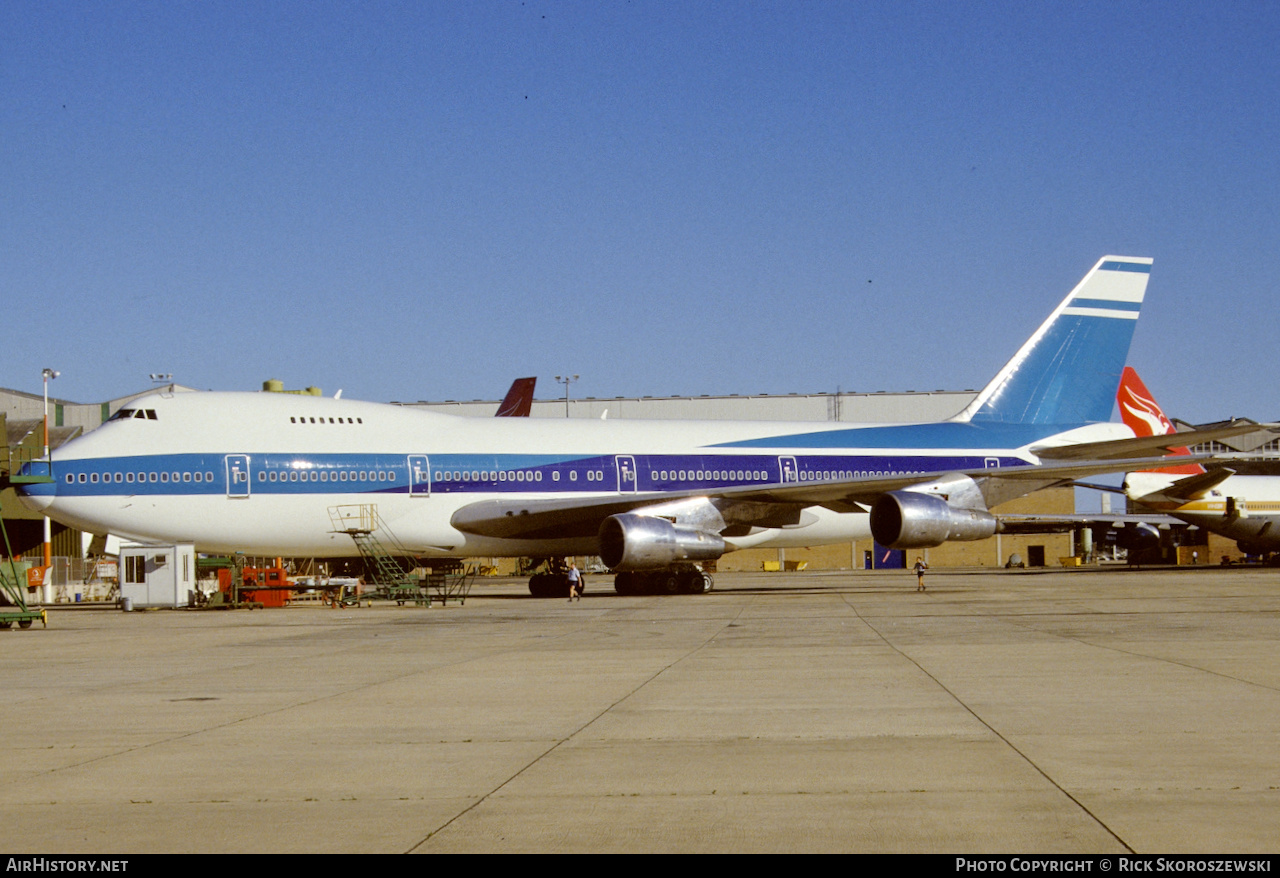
[614,572,635,595]
[659,573,680,595]
[678,568,703,594]
[699,572,714,594]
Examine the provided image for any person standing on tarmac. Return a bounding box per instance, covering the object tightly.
[567,561,582,602]
[913,556,928,592]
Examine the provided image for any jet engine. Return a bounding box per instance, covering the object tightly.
[869,490,997,549]
[599,513,726,570]
[1113,522,1161,554]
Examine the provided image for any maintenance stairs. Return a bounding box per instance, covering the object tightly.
[0,441,50,629]
[326,505,475,605]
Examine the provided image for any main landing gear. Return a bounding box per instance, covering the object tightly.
[528,570,573,598]
[525,560,713,597]
[613,566,713,595]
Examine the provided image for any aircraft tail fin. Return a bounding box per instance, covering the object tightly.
[954,257,1151,426]
[495,377,537,417]
[1116,366,1204,475]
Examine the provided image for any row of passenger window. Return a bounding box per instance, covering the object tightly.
[69,471,214,484]
[258,469,393,483]
[68,464,919,489]
[436,470,543,483]
[798,470,901,480]
[68,468,399,486]
[289,416,364,424]
[651,469,767,482]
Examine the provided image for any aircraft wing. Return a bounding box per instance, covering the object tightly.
[450,455,1207,541]
[993,512,1184,534]
[1030,421,1259,461]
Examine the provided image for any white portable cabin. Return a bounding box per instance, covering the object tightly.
[119,543,196,609]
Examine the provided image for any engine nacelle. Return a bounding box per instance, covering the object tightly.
[1113,522,1161,553]
[869,491,997,549]
[599,513,726,571]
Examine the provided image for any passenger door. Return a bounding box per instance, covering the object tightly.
[408,455,431,497]
[225,455,251,498]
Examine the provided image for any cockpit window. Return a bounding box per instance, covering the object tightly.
[108,408,158,421]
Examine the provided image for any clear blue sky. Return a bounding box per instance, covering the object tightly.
[4,1,1277,424]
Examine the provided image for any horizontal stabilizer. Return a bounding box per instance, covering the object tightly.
[1031,421,1258,461]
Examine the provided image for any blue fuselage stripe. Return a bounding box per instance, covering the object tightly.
[29,450,1030,498]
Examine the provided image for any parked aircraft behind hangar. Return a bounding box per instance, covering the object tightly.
[18,256,1232,594]
[1119,367,1280,557]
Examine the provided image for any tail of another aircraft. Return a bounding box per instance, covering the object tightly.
[954,256,1151,426]
[495,377,537,417]
[1116,366,1204,476]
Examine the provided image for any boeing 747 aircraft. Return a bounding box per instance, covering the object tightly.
[17,256,1226,594]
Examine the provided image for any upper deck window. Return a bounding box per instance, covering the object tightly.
[109,408,157,421]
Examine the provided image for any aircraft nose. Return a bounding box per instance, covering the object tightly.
[12,461,57,513]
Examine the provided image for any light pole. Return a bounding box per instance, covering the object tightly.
[554,374,579,417]
[40,368,59,594]
[41,368,59,459]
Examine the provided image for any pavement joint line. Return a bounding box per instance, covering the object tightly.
[405,596,753,853]
[4,629,531,786]
[838,591,1138,855]
[989,616,1280,696]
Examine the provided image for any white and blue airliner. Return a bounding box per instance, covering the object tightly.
[18,256,1206,594]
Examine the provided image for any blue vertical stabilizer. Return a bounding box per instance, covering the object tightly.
[954,256,1151,426]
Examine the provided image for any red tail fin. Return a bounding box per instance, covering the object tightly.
[1116,366,1203,474]
[495,377,536,417]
